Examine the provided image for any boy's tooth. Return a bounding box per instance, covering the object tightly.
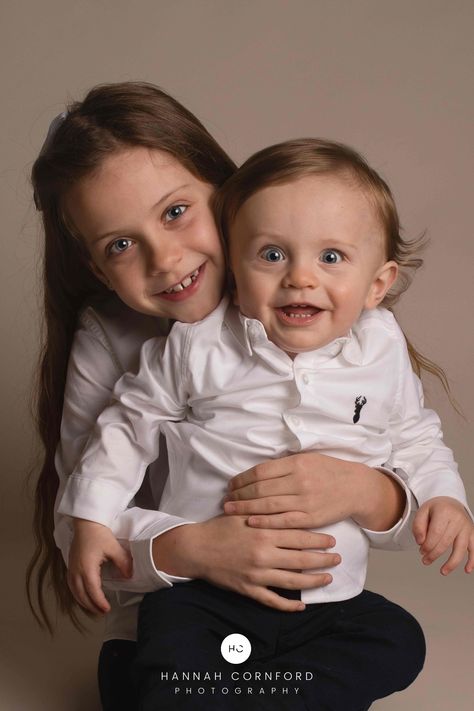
[181,276,192,288]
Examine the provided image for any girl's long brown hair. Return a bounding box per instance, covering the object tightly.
[27,82,236,632]
[215,138,453,397]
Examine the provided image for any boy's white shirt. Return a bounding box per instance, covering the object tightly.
[57,297,470,614]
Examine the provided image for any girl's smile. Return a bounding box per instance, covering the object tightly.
[64,147,225,323]
[153,262,206,301]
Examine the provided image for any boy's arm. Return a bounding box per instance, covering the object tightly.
[55,319,195,599]
[57,330,188,527]
[386,332,471,514]
[386,331,473,570]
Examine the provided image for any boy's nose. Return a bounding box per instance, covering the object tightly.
[282,263,318,290]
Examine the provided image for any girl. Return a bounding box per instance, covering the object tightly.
[29,83,424,710]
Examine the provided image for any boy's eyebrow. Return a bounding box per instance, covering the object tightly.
[92,184,192,243]
[245,232,361,252]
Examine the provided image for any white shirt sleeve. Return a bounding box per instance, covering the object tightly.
[57,325,190,527]
[361,466,418,550]
[54,310,194,592]
[385,330,472,517]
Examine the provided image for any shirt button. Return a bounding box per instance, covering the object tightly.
[290,416,301,428]
[302,373,310,385]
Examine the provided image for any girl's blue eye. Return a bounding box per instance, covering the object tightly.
[261,246,285,262]
[320,249,343,264]
[109,238,133,255]
[165,204,187,222]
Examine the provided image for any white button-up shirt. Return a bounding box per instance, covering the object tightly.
[59,297,468,605]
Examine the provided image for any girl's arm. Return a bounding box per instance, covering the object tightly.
[56,309,339,614]
[224,454,416,549]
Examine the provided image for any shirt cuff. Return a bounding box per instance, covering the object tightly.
[361,466,417,550]
[129,521,194,589]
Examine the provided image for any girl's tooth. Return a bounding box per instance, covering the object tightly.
[165,267,199,294]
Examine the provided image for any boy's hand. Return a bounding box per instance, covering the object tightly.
[67,519,132,614]
[412,497,474,575]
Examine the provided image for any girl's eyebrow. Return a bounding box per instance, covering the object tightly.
[92,184,193,244]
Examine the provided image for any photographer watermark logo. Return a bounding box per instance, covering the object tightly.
[220,634,252,664]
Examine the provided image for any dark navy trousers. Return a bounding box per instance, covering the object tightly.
[105,580,426,711]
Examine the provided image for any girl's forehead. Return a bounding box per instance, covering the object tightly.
[90,147,190,183]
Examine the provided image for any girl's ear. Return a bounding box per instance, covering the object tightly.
[88,260,114,290]
[365,261,398,309]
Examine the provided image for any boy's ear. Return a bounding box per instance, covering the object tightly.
[365,261,398,309]
[89,260,114,290]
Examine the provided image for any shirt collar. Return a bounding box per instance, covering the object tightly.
[224,303,364,369]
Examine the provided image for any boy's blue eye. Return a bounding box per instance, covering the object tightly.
[320,249,343,264]
[261,246,285,262]
[165,204,187,222]
[109,238,133,255]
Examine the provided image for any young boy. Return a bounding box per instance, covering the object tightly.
[59,139,473,710]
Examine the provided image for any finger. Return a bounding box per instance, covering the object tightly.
[440,533,470,575]
[82,569,111,613]
[253,569,333,592]
[247,511,313,529]
[228,477,294,502]
[412,507,430,545]
[422,521,455,564]
[465,531,474,573]
[245,585,306,612]
[68,572,103,614]
[108,542,133,578]
[271,529,336,550]
[229,459,292,492]
[224,495,300,515]
[420,516,450,556]
[271,550,342,571]
[67,571,90,610]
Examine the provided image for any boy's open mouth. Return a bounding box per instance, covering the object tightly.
[276,304,322,324]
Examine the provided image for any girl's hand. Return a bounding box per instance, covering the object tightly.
[413,497,474,575]
[67,519,132,614]
[224,453,405,533]
[152,515,341,612]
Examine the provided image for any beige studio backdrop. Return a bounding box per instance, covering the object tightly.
[1,1,472,709]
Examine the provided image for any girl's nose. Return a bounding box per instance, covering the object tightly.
[282,262,318,290]
[147,238,183,275]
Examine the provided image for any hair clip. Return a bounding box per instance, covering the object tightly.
[34,111,68,210]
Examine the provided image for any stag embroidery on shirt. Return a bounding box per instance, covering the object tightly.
[353,395,367,423]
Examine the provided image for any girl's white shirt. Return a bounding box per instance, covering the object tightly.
[54,297,438,640]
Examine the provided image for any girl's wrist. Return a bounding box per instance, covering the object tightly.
[151,522,205,579]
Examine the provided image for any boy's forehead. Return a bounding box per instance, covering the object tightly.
[230,174,384,244]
